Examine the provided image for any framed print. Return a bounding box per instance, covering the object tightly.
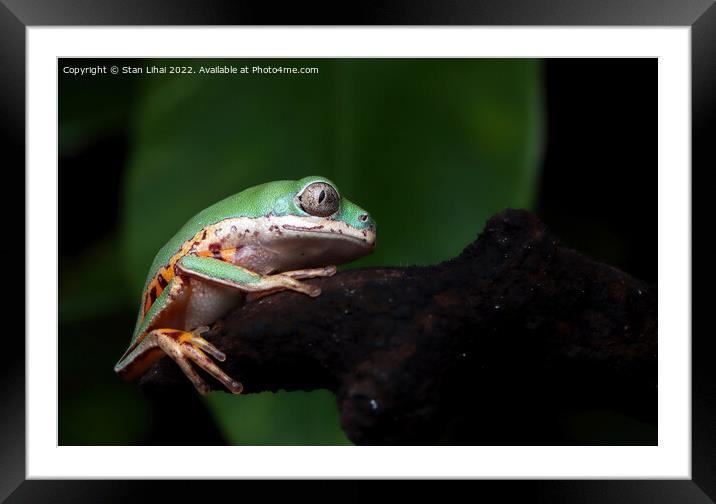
[4,0,711,500]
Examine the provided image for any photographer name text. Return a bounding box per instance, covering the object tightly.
[62,64,319,77]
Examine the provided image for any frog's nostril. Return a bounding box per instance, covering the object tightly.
[358,213,369,222]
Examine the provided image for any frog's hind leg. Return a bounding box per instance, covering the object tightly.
[153,328,243,395]
[116,327,243,395]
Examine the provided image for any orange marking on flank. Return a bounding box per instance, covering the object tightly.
[139,223,230,321]
[196,247,242,264]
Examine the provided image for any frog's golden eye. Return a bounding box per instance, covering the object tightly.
[297,182,340,217]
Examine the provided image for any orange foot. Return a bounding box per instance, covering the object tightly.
[153,327,243,395]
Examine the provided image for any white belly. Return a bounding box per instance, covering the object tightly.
[183,278,244,331]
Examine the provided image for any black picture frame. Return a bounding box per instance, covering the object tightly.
[3,0,710,500]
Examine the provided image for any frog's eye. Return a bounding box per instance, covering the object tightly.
[297,182,340,217]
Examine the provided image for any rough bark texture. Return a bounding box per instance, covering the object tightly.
[140,209,657,445]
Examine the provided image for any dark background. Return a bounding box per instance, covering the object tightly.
[539,59,656,282]
[58,58,656,445]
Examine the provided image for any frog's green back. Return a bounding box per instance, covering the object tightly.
[143,178,303,285]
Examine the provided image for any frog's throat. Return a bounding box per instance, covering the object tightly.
[273,214,376,247]
[254,214,376,268]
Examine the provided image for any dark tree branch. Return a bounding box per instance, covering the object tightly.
[140,209,657,445]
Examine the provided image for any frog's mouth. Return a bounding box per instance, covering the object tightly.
[280,220,376,247]
[257,214,376,269]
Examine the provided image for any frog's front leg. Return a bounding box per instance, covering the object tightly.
[243,265,337,301]
[177,255,336,298]
[280,265,337,280]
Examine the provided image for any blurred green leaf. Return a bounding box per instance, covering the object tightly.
[59,236,133,324]
[122,58,544,445]
[205,390,351,445]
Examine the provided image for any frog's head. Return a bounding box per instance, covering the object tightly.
[293,175,375,234]
[251,175,376,269]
